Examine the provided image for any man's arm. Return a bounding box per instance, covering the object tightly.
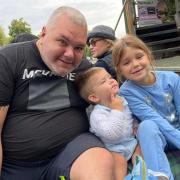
[0,105,9,174]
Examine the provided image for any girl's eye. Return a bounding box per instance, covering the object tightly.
[136,53,144,59]
[123,61,130,65]
[137,56,142,59]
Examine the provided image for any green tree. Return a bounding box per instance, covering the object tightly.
[166,0,176,22]
[0,26,6,46]
[8,18,31,38]
[5,36,14,44]
[84,45,91,58]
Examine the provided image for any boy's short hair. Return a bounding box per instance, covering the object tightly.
[75,67,104,103]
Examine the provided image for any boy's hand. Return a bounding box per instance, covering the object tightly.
[108,95,124,111]
[132,119,139,135]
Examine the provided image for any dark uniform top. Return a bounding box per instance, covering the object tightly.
[95,51,116,79]
[0,40,91,161]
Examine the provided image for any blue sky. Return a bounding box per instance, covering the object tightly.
[0,0,126,37]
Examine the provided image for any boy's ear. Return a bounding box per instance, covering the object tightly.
[88,94,99,103]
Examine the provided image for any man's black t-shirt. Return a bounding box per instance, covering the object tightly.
[0,41,91,161]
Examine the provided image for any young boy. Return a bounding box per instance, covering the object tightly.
[75,67,140,162]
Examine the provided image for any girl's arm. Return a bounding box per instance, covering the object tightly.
[121,91,180,148]
[171,72,180,122]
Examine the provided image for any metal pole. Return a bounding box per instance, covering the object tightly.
[114,0,129,32]
[175,0,180,28]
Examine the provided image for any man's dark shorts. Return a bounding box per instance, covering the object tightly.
[1,132,105,180]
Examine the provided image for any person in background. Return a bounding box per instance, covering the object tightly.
[0,6,126,180]
[87,25,117,79]
[11,33,38,43]
[156,0,168,23]
[113,34,180,180]
[75,67,141,179]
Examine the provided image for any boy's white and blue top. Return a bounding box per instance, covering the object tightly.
[120,71,180,148]
[90,97,137,160]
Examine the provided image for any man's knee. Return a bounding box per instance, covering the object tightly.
[73,147,114,169]
[70,147,115,180]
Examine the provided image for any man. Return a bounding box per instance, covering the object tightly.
[0,6,126,180]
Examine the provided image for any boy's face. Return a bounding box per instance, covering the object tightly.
[88,69,119,104]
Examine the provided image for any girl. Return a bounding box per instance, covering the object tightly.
[112,34,180,180]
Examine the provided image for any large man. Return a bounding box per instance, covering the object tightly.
[0,6,126,180]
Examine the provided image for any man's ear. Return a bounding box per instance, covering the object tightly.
[88,94,99,103]
[40,26,46,37]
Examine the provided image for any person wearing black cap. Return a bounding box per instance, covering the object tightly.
[11,33,38,43]
[87,25,117,79]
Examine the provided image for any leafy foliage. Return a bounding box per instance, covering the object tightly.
[8,18,31,38]
[84,45,91,58]
[0,26,6,46]
[165,0,176,22]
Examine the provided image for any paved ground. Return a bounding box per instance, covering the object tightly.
[155,55,180,73]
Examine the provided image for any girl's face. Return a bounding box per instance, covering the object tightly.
[117,47,155,85]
